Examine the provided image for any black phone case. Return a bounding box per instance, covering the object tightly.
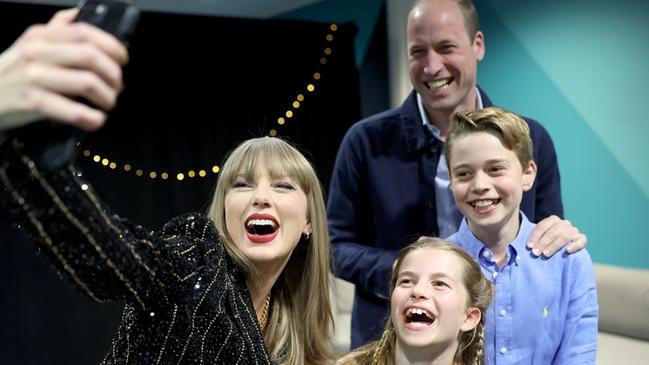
[74,0,140,46]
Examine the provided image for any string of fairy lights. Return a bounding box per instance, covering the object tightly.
[82,23,338,183]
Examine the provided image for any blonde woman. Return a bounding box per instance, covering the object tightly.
[338,237,493,365]
[0,129,335,364]
[0,8,335,364]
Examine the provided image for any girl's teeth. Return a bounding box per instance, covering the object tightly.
[407,308,433,319]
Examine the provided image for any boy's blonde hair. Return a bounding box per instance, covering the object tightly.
[207,137,333,365]
[339,237,493,365]
[445,107,533,170]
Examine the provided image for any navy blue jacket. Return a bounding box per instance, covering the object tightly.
[327,89,563,348]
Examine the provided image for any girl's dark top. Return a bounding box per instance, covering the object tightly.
[0,135,273,365]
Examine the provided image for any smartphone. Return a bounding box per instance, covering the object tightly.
[74,0,140,47]
[20,1,142,171]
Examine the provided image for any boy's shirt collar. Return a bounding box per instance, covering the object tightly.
[455,212,535,267]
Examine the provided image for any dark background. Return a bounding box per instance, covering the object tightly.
[0,1,390,363]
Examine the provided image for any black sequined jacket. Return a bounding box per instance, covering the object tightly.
[0,135,273,364]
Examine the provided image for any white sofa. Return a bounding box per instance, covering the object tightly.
[330,264,649,363]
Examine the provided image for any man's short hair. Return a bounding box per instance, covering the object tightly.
[412,0,481,39]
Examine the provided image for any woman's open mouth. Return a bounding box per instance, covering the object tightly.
[245,214,279,244]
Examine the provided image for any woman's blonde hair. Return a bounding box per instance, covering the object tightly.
[340,237,493,365]
[207,137,334,364]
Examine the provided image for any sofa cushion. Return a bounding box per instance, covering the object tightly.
[597,331,649,364]
[595,264,649,340]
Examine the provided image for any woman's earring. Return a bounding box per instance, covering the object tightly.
[303,232,311,241]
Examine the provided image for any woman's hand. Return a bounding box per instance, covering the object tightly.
[0,8,128,132]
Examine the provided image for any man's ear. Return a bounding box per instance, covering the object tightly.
[460,306,481,332]
[472,31,485,62]
[522,160,538,192]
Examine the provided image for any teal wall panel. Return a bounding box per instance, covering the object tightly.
[476,0,649,268]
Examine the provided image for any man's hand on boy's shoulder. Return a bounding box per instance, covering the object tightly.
[526,215,588,257]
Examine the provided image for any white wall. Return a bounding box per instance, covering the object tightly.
[386,0,415,107]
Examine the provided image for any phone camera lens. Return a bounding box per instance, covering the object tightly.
[95,4,107,15]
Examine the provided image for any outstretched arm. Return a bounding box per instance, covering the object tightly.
[0,9,178,308]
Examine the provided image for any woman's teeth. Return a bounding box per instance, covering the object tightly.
[246,219,278,234]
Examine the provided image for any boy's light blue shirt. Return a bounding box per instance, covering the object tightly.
[447,213,598,365]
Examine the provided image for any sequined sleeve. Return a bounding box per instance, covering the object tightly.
[0,136,223,311]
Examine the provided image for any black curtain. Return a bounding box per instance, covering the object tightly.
[0,2,361,363]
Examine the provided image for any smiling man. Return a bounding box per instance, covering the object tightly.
[327,0,588,348]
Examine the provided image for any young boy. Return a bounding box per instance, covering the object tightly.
[444,107,598,364]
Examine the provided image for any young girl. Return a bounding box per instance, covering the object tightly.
[338,237,493,365]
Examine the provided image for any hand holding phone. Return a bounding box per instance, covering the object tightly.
[19,0,140,171]
[2,5,137,133]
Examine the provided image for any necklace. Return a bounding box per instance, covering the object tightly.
[259,290,272,329]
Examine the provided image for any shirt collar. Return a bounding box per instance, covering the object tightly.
[476,87,484,109]
[416,87,484,141]
[456,212,535,266]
